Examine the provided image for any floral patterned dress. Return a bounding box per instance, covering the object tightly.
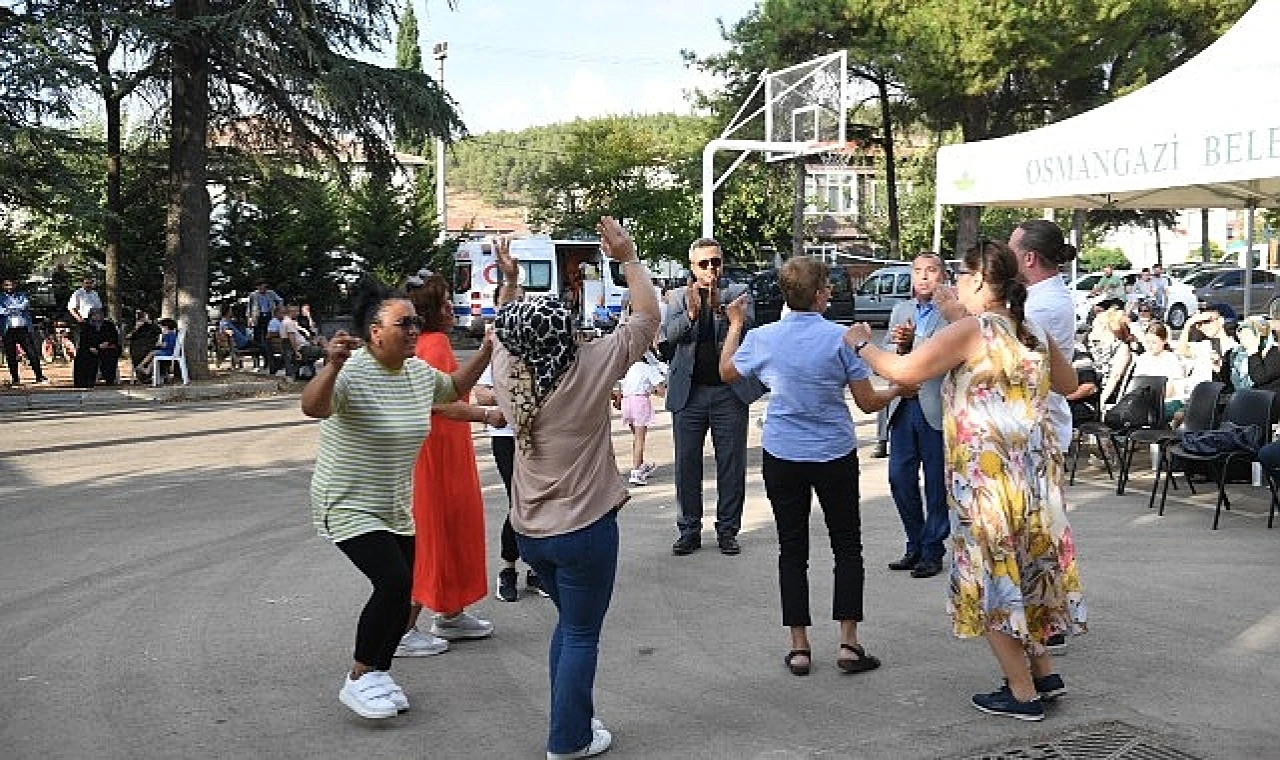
[943,314,1087,653]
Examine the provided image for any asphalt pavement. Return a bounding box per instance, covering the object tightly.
[1,393,1278,759]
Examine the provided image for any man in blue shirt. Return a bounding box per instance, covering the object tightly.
[2,278,49,385]
[884,254,950,579]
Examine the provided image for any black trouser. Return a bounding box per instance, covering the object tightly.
[3,326,45,382]
[335,531,416,671]
[253,314,270,348]
[492,436,519,563]
[761,449,865,627]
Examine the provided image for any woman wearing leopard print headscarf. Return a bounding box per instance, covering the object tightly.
[490,218,659,759]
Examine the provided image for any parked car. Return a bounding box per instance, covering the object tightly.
[749,264,902,325]
[1067,271,1199,329]
[1183,267,1280,318]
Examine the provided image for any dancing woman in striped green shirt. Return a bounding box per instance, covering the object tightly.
[303,280,492,720]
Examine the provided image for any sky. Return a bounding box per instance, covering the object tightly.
[391,0,758,135]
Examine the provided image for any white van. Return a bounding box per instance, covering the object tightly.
[452,236,629,331]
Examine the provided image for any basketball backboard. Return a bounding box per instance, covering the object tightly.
[764,51,848,161]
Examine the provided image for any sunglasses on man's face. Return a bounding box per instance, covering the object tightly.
[694,257,722,270]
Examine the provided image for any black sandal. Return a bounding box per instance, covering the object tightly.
[784,649,811,676]
[837,644,881,674]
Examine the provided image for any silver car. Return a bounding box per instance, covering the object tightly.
[852,265,914,325]
[1183,268,1280,318]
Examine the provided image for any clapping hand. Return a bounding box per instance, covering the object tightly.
[597,216,637,262]
[891,318,915,350]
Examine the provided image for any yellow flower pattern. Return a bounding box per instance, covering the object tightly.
[943,314,1087,654]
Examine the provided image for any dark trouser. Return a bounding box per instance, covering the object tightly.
[516,512,618,755]
[762,449,865,627]
[253,314,270,348]
[888,398,949,561]
[491,435,519,563]
[673,384,749,539]
[3,326,45,382]
[335,531,416,671]
[72,348,119,387]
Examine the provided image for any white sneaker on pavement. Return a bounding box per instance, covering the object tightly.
[395,627,449,657]
[430,611,494,641]
[370,671,409,712]
[638,461,657,478]
[628,469,647,486]
[547,727,612,759]
[338,671,398,719]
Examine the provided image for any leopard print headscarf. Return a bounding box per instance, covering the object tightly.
[494,297,578,453]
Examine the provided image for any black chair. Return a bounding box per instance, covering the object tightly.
[1109,375,1169,495]
[1157,388,1277,529]
[1146,381,1226,509]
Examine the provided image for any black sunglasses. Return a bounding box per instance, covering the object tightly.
[695,257,723,270]
[385,316,425,330]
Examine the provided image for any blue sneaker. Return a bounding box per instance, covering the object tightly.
[971,688,1045,721]
[1003,674,1067,701]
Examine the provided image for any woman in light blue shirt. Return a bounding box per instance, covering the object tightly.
[720,256,907,677]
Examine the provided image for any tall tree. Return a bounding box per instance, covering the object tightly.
[158,0,464,378]
[395,2,425,152]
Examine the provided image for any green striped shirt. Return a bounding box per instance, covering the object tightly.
[310,348,457,542]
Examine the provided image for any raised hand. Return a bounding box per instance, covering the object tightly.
[686,273,701,322]
[891,318,915,350]
[327,330,360,367]
[494,235,518,282]
[725,294,749,327]
[597,216,638,262]
[844,322,873,347]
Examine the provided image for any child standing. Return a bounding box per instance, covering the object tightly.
[620,349,667,486]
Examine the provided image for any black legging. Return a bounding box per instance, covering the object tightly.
[335,531,415,671]
[492,436,519,563]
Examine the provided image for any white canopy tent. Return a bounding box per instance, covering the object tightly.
[934,0,1280,310]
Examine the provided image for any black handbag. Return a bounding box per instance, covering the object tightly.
[1104,385,1155,431]
[1181,423,1262,456]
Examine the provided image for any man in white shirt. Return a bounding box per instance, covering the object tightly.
[280,306,324,376]
[67,275,104,350]
[1008,218,1078,656]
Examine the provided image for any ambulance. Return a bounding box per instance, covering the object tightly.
[452,236,629,331]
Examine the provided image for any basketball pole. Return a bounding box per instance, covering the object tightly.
[701,139,801,238]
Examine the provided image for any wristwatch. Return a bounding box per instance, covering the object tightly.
[852,340,870,354]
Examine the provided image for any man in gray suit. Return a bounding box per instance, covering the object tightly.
[884,253,950,578]
[662,238,766,556]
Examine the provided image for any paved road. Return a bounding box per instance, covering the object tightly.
[2,395,1278,758]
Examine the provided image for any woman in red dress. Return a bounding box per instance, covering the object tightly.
[397,275,505,657]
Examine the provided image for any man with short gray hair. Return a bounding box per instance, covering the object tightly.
[662,238,765,556]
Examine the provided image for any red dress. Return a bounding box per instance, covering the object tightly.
[411,332,488,613]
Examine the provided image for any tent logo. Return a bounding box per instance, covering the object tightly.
[953,171,976,192]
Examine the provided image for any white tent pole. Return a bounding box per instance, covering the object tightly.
[702,143,717,238]
[931,202,943,254]
[1071,210,1085,283]
[1244,201,1257,317]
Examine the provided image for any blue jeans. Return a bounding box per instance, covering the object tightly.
[516,511,619,755]
[888,398,948,561]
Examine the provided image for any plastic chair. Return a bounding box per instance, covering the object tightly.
[1109,375,1168,495]
[1146,381,1226,509]
[153,329,190,386]
[1157,388,1277,529]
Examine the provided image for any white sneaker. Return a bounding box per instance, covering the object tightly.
[638,461,657,478]
[395,627,449,657]
[547,727,612,759]
[338,672,398,719]
[430,611,494,641]
[370,671,409,713]
[628,469,647,486]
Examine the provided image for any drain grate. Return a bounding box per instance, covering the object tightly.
[960,721,1202,760]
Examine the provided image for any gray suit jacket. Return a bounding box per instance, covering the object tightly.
[884,299,948,431]
[662,282,766,413]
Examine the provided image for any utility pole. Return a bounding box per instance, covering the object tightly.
[433,41,448,244]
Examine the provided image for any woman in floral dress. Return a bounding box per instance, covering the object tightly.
[845,240,1086,722]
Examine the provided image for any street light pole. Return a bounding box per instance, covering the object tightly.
[432,41,448,245]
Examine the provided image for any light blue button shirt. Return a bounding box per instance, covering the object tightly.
[732,311,869,462]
